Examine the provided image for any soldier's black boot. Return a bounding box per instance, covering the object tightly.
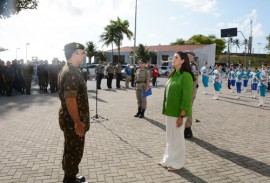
[139,109,145,118]
[134,107,142,117]
[184,127,193,139]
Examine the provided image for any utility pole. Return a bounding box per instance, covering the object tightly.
[133,0,137,64]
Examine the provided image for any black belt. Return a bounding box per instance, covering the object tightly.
[136,81,146,84]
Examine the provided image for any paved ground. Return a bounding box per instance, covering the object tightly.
[0,77,270,183]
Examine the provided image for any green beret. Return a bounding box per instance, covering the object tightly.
[64,42,85,51]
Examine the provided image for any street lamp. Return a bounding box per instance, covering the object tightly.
[258,43,261,62]
[133,0,137,64]
[16,48,20,60]
[26,43,30,62]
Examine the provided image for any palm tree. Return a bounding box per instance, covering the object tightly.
[95,50,107,62]
[85,41,97,64]
[110,17,133,64]
[135,44,155,63]
[233,39,240,53]
[100,24,116,64]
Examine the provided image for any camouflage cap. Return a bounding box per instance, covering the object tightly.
[64,42,85,51]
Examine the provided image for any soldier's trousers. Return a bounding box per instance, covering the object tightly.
[185,87,197,128]
[107,73,113,88]
[96,74,104,89]
[136,89,147,109]
[62,127,85,177]
[116,73,122,88]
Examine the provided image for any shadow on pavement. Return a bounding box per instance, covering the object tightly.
[144,117,166,131]
[144,118,270,177]
[95,120,152,159]
[219,96,270,110]
[0,86,59,116]
[188,137,270,177]
[173,168,208,183]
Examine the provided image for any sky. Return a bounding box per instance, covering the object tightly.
[0,0,269,63]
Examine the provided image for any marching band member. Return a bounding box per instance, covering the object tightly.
[200,61,211,94]
[249,68,259,99]
[258,64,269,106]
[235,65,244,99]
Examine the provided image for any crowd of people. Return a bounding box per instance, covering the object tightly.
[200,62,270,106]
[0,59,66,97]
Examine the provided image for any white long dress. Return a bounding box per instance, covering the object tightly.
[159,80,186,169]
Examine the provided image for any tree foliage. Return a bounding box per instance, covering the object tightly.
[95,50,107,62]
[170,38,185,45]
[100,17,133,64]
[134,44,155,63]
[265,34,270,52]
[171,34,226,59]
[0,0,38,19]
[85,41,97,64]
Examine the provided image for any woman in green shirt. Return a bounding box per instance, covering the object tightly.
[159,51,195,171]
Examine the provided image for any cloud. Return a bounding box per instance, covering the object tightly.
[225,9,264,37]
[170,0,219,16]
[0,0,135,61]
[169,16,185,21]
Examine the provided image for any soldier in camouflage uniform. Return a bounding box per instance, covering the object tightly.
[58,42,89,183]
[3,61,14,96]
[95,61,105,89]
[106,63,114,89]
[49,59,60,93]
[0,60,5,95]
[184,52,199,138]
[24,61,33,95]
[114,63,122,89]
[134,59,150,118]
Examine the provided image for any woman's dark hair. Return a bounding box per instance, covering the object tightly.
[169,51,196,81]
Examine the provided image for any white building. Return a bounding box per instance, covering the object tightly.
[105,44,216,69]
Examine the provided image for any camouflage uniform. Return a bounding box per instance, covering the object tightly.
[3,63,14,96]
[106,65,114,89]
[114,64,122,88]
[0,61,5,95]
[95,64,105,89]
[49,61,60,93]
[24,62,33,95]
[58,63,90,179]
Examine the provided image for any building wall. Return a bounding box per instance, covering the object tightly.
[193,43,216,69]
[105,44,216,67]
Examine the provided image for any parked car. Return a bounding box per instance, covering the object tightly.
[160,66,172,76]
[87,64,98,77]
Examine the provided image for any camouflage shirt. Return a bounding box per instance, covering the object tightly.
[115,65,122,74]
[58,63,90,131]
[106,65,114,74]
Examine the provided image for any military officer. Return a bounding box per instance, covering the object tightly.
[184,52,199,138]
[134,59,150,118]
[106,63,114,89]
[24,60,33,95]
[95,61,105,89]
[3,61,14,96]
[58,42,89,183]
[114,63,122,89]
[0,60,5,95]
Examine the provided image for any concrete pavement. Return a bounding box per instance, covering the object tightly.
[0,77,269,183]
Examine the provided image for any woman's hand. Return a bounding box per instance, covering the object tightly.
[176,117,183,128]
